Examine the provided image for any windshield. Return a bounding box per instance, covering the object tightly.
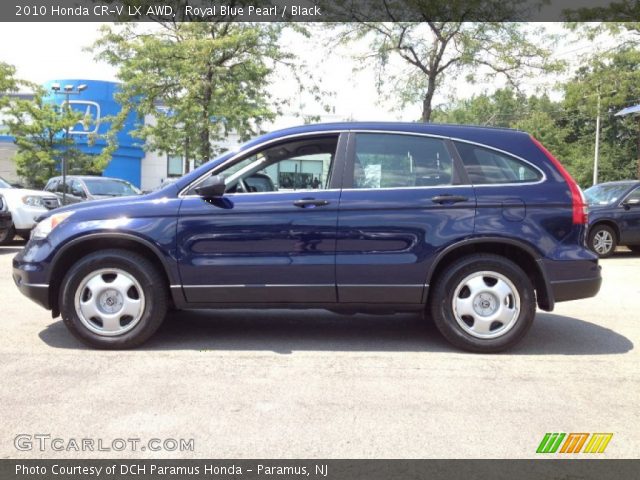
[84,179,140,196]
[584,183,632,206]
[0,177,12,188]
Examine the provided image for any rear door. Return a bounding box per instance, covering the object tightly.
[335,132,476,304]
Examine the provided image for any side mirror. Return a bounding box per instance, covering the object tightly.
[195,175,226,198]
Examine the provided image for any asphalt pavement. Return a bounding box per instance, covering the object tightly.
[0,242,637,459]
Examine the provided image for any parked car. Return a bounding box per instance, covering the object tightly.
[0,193,13,243]
[584,180,640,257]
[13,123,601,352]
[44,175,141,205]
[0,176,60,245]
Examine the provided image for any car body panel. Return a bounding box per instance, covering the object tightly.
[587,181,640,247]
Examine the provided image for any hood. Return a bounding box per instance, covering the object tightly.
[49,184,180,217]
[0,187,58,198]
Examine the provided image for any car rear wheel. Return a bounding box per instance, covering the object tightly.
[589,224,616,258]
[59,249,167,349]
[429,254,535,353]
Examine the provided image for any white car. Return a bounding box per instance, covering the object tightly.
[0,176,60,244]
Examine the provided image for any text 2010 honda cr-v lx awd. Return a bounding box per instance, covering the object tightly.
[13,123,601,352]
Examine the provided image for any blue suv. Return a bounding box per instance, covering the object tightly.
[13,123,601,352]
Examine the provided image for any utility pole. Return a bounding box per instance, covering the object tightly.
[50,83,87,205]
[594,91,601,186]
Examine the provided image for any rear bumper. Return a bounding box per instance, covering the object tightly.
[550,276,602,303]
[539,257,602,309]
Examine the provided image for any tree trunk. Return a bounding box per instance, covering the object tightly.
[421,76,437,123]
[199,67,214,166]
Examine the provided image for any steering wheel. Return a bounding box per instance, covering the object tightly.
[236,178,250,193]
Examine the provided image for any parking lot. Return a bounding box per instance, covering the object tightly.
[0,243,638,459]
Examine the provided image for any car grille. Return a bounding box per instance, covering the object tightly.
[42,197,60,210]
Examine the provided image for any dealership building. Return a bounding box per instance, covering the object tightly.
[1,79,334,190]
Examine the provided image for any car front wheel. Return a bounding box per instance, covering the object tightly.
[59,249,168,349]
[429,254,535,353]
[0,225,15,245]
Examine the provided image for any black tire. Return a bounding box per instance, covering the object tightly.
[0,225,15,245]
[588,224,617,258]
[429,254,536,353]
[59,249,168,349]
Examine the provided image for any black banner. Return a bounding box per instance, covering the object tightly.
[3,0,640,22]
[1,460,639,480]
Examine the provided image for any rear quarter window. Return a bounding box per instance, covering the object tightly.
[454,141,542,185]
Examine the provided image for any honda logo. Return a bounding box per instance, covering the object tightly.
[63,100,101,135]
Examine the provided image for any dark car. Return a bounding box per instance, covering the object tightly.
[584,180,640,257]
[0,194,13,243]
[13,123,601,352]
[43,175,141,205]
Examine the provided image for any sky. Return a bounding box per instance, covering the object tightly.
[0,22,597,127]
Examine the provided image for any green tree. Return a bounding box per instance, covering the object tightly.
[331,3,562,122]
[4,89,111,187]
[561,47,640,183]
[90,21,298,170]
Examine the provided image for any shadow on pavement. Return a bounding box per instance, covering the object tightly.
[0,240,24,255]
[39,309,633,355]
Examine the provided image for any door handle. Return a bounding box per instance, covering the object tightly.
[293,198,330,208]
[431,194,469,204]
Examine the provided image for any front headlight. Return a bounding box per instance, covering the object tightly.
[31,212,74,240]
[22,195,44,207]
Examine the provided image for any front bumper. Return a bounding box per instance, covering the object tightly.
[10,205,48,230]
[13,247,52,310]
[13,274,50,309]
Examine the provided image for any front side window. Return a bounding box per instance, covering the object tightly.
[216,135,338,194]
[625,186,640,204]
[352,134,453,189]
[454,141,542,185]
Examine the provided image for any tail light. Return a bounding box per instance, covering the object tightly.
[530,136,588,225]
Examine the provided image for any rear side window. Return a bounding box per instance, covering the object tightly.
[353,133,453,189]
[454,141,542,185]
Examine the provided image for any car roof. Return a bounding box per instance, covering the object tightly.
[590,180,640,187]
[49,175,130,182]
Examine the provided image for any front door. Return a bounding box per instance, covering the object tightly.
[620,186,640,245]
[336,132,476,304]
[177,133,347,304]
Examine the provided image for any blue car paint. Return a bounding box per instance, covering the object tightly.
[13,122,601,316]
[587,181,640,247]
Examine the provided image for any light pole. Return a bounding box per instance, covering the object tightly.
[50,83,88,205]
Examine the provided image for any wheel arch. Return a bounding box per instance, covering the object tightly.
[425,237,553,311]
[48,233,179,316]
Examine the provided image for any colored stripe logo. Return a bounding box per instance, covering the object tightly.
[537,433,613,454]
